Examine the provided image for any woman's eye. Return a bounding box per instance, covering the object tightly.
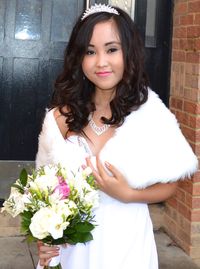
[86,50,95,55]
[108,48,118,53]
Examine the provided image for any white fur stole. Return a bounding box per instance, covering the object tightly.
[36,90,198,189]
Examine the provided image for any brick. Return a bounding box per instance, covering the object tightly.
[184,101,200,114]
[192,197,200,209]
[188,1,200,13]
[166,196,178,209]
[170,97,184,110]
[191,209,200,221]
[192,143,200,156]
[186,52,200,63]
[181,126,195,142]
[173,50,186,61]
[184,88,199,102]
[185,192,193,207]
[194,13,200,25]
[177,201,191,220]
[163,214,177,234]
[176,2,188,14]
[174,26,187,38]
[185,74,199,88]
[177,188,186,202]
[179,180,193,194]
[177,212,191,233]
[187,26,200,38]
[193,116,200,129]
[165,204,178,220]
[174,15,180,26]
[192,171,200,183]
[173,38,180,49]
[193,184,200,195]
[180,14,194,25]
[177,226,191,244]
[180,38,195,50]
[195,38,200,50]
[189,246,200,259]
[191,222,200,233]
[191,235,200,247]
[176,110,189,125]
[185,63,200,75]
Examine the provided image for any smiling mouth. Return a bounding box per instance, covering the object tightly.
[96,71,112,77]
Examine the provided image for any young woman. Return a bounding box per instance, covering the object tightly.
[36,4,198,269]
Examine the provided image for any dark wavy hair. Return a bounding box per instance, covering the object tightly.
[51,6,149,134]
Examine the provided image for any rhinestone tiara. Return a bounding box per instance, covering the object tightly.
[81,4,119,21]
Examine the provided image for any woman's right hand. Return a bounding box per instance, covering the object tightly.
[37,241,60,266]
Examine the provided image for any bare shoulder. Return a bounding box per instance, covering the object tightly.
[53,107,68,138]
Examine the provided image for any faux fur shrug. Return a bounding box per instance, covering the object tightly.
[36,89,198,189]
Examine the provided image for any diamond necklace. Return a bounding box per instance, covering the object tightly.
[88,114,110,136]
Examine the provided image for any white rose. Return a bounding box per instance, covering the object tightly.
[48,217,69,240]
[34,175,58,192]
[30,206,69,240]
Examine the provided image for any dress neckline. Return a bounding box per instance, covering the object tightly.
[67,135,94,156]
[51,108,118,157]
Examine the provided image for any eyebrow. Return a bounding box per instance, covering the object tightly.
[88,41,121,47]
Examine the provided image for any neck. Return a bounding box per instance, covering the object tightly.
[94,88,115,111]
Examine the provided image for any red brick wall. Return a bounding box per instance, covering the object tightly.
[164,0,200,265]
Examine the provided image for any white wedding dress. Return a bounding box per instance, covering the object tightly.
[36,90,198,269]
[37,135,158,269]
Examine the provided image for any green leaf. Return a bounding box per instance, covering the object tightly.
[21,211,33,220]
[20,211,33,233]
[19,169,28,187]
[12,183,24,194]
[67,232,93,243]
[64,227,76,235]
[74,222,95,233]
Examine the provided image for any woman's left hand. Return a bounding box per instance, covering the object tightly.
[86,156,132,203]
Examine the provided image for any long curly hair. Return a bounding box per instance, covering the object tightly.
[51,6,149,134]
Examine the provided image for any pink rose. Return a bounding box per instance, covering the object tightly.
[54,177,70,199]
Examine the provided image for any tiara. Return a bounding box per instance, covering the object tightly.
[81,4,119,21]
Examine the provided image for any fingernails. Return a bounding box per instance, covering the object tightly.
[105,161,110,167]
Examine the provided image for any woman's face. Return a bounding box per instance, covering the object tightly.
[82,19,124,93]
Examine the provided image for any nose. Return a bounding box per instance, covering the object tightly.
[96,52,108,67]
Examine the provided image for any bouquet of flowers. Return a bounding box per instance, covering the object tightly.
[1,164,99,269]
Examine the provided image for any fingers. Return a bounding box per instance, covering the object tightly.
[104,160,122,178]
[85,157,96,171]
[37,242,60,266]
[96,155,108,179]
